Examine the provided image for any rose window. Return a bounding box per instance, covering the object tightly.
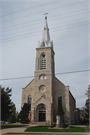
[39,85,46,92]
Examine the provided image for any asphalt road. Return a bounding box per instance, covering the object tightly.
[3,133,87,135]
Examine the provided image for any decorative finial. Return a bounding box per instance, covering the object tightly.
[44,13,48,19]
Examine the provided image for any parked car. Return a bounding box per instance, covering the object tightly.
[5,121,10,124]
[0,121,5,124]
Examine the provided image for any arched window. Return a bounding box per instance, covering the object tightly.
[41,53,46,70]
[39,105,46,121]
[58,95,62,105]
[44,75,46,79]
[28,95,31,111]
[39,74,47,80]
[39,106,46,111]
[39,75,43,80]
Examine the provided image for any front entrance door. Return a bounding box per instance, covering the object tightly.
[38,106,46,122]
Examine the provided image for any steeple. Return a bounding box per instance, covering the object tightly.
[37,16,53,48]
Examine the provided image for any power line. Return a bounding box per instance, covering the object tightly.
[1,0,87,23]
[2,8,89,30]
[0,0,60,17]
[56,69,90,75]
[1,22,89,43]
[2,21,88,38]
[2,17,89,36]
[0,69,90,81]
[2,10,89,33]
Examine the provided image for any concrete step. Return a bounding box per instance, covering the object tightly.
[32,122,46,125]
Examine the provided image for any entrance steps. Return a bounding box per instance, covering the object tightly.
[32,122,46,125]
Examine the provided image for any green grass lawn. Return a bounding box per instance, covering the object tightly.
[1,124,28,129]
[25,126,87,132]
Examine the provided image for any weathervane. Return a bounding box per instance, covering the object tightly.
[44,13,48,19]
[44,13,48,15]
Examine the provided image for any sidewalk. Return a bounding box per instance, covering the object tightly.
[0,124,37,135]
[0,124,89,135]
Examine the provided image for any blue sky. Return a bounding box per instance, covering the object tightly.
[0,0,90,112]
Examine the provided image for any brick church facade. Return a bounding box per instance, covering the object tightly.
[21,16,76,125]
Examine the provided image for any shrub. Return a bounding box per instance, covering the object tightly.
[63,123,68,128]
[52,123,56,127]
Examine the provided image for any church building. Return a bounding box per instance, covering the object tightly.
[21,16,76,125]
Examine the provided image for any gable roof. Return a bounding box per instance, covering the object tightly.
[22,79,34,89]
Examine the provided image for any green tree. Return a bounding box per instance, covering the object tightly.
[9,103,16,123]
[9,114,16,123]
[57,101,64,116]
[20,103,29,123]
[57,101,64,126]
[17,112,21,122]
[1,86,13,121]
[84,99,89,120]
[84,86,89,120]
[16,111,19,122]
[80,86,89,121]
[80,106,86,120]
[85,85,90,98]
[80,99,89,122]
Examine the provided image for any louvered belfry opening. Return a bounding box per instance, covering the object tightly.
[41,53,46,70]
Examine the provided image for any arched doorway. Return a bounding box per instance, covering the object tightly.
[38,105,46,122]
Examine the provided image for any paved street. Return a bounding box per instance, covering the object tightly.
[3,133,90,135]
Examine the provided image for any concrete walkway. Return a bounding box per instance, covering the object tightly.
[1,127,26,134]
[0,124,37,135]
[0,124,89,135]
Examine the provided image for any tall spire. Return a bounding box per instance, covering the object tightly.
[37,16,53,48]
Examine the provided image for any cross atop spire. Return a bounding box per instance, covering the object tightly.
[37,16,53,48]
[44,13,48,19]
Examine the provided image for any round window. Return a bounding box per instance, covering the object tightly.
[40,85,46,92]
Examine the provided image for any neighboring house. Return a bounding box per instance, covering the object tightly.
[74,108,80,124]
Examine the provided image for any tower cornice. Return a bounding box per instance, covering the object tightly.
[36,47,55,55]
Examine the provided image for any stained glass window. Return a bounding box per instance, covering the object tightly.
[58,95,62,105]
[39,106,46,111]
[28,95,31,111]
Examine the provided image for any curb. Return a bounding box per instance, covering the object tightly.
[4,132,89,134]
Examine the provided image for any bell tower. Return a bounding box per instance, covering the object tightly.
[32,16,55,125]
[35,16,55,74]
